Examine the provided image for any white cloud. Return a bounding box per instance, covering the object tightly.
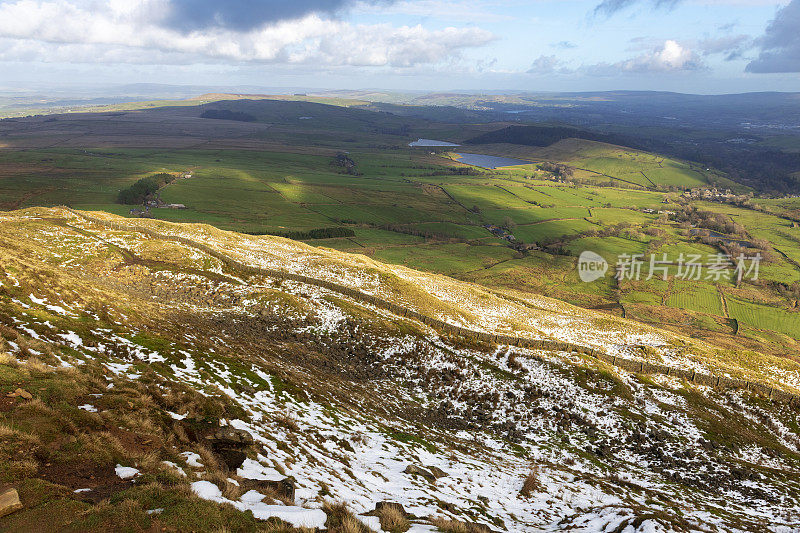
[527,55,565,75]
[614,39,705,72]
[0,0,495,67]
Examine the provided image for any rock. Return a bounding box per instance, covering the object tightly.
[404,464,436,482]
[0,488,22,518]
[216,448,247,471]
[239,478,295,504]
[425,465,448,479]
[206,427,254,448]
[9,388,32,400]
[176,418,219,443]
[205,427,253,471]
[374,501,407,517]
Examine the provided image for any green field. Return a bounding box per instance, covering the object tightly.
[665,283,725,316]
[1,97,800,355]
[728,297,800,340]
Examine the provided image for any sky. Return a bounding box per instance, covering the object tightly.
[0,0,798,94]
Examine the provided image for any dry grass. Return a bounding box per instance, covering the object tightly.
[201,470,248,501]
[519,465,544,498]
[430,518,468,533]
[277,412,300,432]
[219,477,246,500]
[119,410,160,435]
[377,505,410,533]
[20,397,56,416]
[138,450,164,471]
[3,458,39,478]
[19,356,50,373]
[197,444,224,472]
[80,430,130,465]
[321,501,377,533]
[90,498,150,531]
[0,351,18,367]
[0,422,39,443]
[429,518,492,533]
[262,524,315,533]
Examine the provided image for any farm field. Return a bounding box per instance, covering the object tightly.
[1,97,800,356]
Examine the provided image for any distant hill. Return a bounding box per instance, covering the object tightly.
[464,124,644,149]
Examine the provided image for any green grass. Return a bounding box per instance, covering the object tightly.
[565,235,648,262]
[372,242,517,274]
[727,297,800,339]
[513,219,597,243]
[666,283,724,316]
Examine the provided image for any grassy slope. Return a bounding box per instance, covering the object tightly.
[1,208,800,532]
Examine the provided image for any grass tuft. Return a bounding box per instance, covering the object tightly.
[377,505,410,533]
[519,465,544,498]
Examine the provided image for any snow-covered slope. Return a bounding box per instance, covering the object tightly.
[1,208,799,532]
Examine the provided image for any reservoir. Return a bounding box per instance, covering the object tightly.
[409,138,460,147]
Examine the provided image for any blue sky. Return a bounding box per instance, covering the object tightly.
[0,0,797,94]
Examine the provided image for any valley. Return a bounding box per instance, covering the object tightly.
[1,96,799,357]
[2,94,800,532]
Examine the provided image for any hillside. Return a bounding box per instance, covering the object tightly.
[457,138,743,191]
[1,208,800,532]
[2,98,800,356]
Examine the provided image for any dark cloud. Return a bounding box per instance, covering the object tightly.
[163,0,389,32]
[697,35,750,57]
[746,0,800,73]
[593,0,680,17]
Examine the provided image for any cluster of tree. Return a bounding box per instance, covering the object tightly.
[381,224,461,241]
[775,281,800,302]
[538,162,575,179]
[716,240,776,263]
[331,153,360,175]
[246,227,355,240]
[674,206,746,236]
[116,173,176,205]
[200,109,257,122]
[408,167,482,177]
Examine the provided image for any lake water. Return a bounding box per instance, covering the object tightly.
[454,153,533,169]
[408,138,460,147]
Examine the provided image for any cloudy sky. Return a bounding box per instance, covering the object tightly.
[0,0,798,93]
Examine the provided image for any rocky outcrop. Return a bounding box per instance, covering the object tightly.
[373,501,408,517]
[239,478,296,504]
[205,427,254,471]
[0,488,22,518]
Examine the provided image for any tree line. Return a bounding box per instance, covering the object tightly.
[116,173,177,205]
[245,227,355,240]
